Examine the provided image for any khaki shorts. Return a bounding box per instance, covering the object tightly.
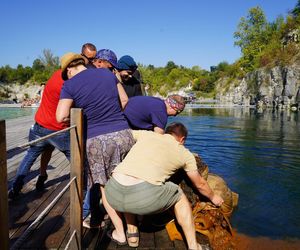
[105,177,183,215]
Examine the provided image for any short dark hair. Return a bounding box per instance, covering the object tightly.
[165,122,188,138]
[81,43,96,53]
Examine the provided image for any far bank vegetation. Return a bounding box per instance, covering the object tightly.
[1,1,300,100]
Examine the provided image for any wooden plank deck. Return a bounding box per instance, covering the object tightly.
[5,115,197,249]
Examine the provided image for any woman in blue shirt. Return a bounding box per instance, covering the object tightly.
[57,52,134,245]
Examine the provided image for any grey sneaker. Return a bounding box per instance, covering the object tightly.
[83,214,92,228]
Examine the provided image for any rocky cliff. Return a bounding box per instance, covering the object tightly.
[215,62,300,109]
[0,83,41,103]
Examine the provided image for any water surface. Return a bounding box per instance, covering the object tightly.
[2,106,299,240]
[0,107,37,120]
[171,107,300,239]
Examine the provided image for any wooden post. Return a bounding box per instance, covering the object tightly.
[70,109,83,249]
[0,120,9,250]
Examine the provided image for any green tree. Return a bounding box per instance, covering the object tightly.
[15,64,33,84]
[39,49,59,69]
[165,61,178,74]
[290,0,300,18]
[32,59,45,71]
[216,61,230,72]
[30,49,60,83]
[191,66,202,72]
[32,68,54,83]
[234,6,270,71]
[4,65,18,83]
[0,66,10,83]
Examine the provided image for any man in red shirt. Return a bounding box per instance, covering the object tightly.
[8,70,70,199]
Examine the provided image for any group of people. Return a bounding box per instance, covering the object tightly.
[9,43,223,250]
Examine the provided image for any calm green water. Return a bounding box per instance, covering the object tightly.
[0,107,37,120]
[2,107,300,239]
[170,107,300,240]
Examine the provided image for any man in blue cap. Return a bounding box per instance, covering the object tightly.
[93,49,118,71]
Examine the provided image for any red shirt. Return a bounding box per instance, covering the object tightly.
[35,70,68,131]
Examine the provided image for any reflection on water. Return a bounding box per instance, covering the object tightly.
[170,107,300,239]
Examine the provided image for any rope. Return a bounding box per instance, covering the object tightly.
[10,177,77,250]
[17,125,76,149]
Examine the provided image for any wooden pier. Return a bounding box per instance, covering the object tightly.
[3,114,191,249]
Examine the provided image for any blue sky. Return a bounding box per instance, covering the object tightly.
[0,0,297,70]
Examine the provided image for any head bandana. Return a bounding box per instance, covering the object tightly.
[166,96,185,113]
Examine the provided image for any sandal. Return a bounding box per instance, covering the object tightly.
[106,229,127,246]
[126,230,139,248]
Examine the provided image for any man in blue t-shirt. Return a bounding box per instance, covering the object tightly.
[124,95,185,134]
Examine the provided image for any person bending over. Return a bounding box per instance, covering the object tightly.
[105,122,224,249]
[124,94,185,134]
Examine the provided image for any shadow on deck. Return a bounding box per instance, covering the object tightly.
[8,172,192,249]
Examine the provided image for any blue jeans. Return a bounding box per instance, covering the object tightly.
[83,184,102,222]
[83,189,91,218]
[13,123,70,186]
[13,123,96,216]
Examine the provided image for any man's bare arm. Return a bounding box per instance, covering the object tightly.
[187,170,224,206]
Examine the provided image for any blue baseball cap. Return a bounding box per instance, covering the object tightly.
[95,49,118,68]
[117,55,137,71]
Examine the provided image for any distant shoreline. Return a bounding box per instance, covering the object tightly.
[0,103,256,109]
[0,104,38,108]
[0,103,257,109]
[0,104,22,108]
[185,103,256,108]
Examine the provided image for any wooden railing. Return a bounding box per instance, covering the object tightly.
[0,118,9,250]
[0,108,84,250]
[69,108,84,249]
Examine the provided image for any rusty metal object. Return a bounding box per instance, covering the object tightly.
[165,219,183,241]
[193,202,235,250]
[166,153,238,250]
